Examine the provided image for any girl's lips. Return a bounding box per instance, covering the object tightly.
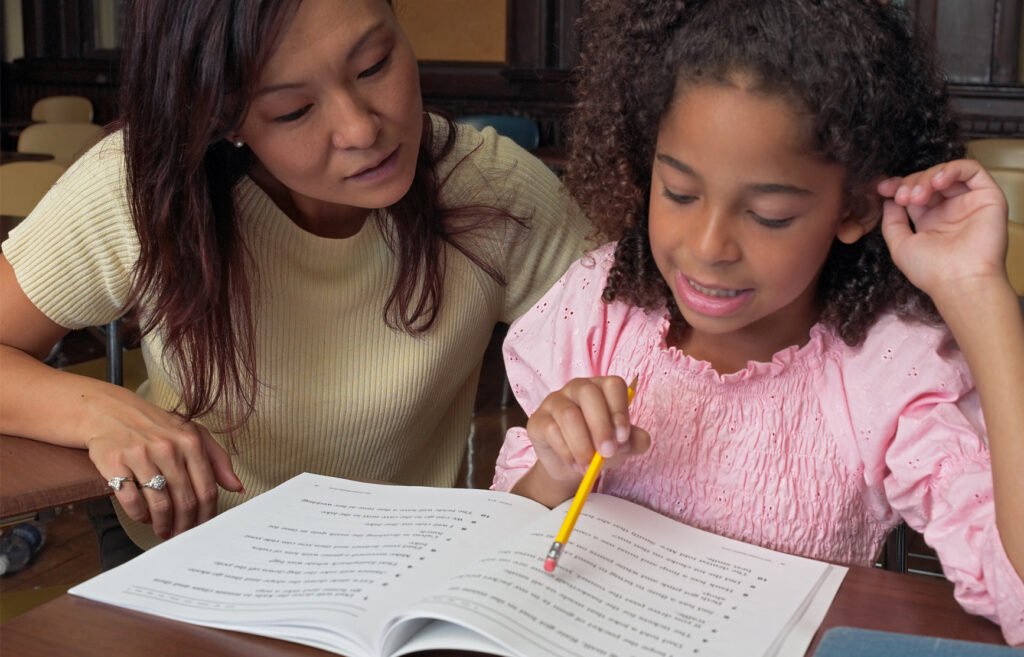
[674,271,752,317]
[346,147,399,182]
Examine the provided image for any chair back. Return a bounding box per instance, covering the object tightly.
[30,95,94,123]
[17,122,106,167]
[0,161,68,218]
[967,138,1024,170]
[987,168,1024,295]
[457,114,540,150]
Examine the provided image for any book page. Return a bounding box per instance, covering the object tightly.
[384,492,845,657]
[70,473,546,657]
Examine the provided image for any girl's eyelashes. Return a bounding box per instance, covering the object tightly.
[751,213,795,228]
[357,53,390,79]
[662,189,697,204]
[273,104,312,123]
[662,188,795,227]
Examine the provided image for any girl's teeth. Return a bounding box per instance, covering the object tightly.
[689,280,738,298]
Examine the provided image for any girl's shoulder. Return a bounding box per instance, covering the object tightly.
[832,312,974,406]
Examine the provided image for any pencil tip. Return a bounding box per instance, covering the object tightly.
[543,558,556,573]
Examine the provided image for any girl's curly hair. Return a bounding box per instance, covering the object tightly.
[566,0,962,345]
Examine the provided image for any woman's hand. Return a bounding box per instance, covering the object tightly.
[513,376,649,506]
[84,385,243,540]
[877,159,1009,306]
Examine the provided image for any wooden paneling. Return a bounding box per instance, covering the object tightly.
[397,0,507,63]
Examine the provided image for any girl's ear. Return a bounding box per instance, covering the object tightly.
[835,184,884,244]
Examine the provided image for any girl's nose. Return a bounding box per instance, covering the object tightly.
[329,92,379,150]
[689,210,740,264]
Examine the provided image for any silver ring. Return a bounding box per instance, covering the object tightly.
[141,474,166,491]
[107,476,134,491]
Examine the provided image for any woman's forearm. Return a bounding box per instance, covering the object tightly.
[0,344,137,448]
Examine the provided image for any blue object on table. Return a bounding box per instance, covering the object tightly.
[812,627,1019,655]
[457,114,540,149]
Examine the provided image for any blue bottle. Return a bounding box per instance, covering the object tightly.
[0,522,47,575]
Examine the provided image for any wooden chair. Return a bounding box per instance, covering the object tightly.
[967,138,1024,170]
[0,161,67,218]
[987,168,1023,295]
[17,122,106,167]
[30,95,94,123]
[967,139,1024,295]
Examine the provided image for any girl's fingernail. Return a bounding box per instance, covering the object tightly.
[616,425,630,443]
[600,441,617,458]
[911,185,922,196]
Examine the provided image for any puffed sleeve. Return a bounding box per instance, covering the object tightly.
[3,130,138,328]
[491,243,634,491]
[843,314,1024,645]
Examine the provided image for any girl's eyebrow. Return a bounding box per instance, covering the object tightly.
[253,21,389,98]
[656,153,812,196]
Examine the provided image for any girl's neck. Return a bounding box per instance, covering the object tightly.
[669,307,821,374]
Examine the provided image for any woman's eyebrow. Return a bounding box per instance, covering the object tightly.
[253,21,390,98]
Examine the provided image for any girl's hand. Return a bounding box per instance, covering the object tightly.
[85,387,243,539]
[525,376,650,487]
[877,159,1009,304]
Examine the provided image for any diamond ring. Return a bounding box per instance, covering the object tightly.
[141,474,167,491]
[107,476,134,491]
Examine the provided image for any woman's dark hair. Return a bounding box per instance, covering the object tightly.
[120,0,512,431]
[567,0,961,345]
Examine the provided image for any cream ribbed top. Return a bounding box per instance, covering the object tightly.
[4,117,591,548]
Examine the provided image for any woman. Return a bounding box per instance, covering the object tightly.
[0,0,589,551]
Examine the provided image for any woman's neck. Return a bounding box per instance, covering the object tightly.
[249,163,371,239]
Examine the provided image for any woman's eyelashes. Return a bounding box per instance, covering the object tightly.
[357,53,390,79]
[660,189,795,228]
[268,50,392,123]
[274,104,313,123]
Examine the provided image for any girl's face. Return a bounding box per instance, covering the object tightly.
[236,0,422,237]
[649,80,871,367]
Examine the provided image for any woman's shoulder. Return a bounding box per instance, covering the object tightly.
[431,113,557,190]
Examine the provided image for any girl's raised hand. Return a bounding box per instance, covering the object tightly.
[877,159,1009,303]
[525,376,650,487]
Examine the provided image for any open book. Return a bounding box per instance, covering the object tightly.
[71,473,846,657]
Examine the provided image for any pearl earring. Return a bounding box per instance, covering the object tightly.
[233,140,244,148]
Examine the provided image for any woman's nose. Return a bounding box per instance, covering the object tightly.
[328,91,379,150]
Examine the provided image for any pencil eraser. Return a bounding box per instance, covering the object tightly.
[543,558,556,573]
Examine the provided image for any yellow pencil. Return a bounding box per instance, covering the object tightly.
[543,376,638,573]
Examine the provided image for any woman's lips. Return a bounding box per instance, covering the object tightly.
[674,271,752,317]
[347,147,399,182]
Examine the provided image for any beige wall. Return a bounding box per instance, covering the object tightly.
[395,0,507,63]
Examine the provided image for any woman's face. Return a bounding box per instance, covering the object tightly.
[236,0,423,236]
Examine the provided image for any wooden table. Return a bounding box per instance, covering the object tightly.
[0,565,1007,656]
[0,434,109,519]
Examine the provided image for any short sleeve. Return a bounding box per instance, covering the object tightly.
[3,131,138,328]
[843,314,1024,644]
[435,117,591,324]
[491,244,632,491]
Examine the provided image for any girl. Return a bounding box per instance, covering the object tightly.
[492,0,1024,644]
[0,0,590,552]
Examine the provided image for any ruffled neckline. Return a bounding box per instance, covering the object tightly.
[656,314,831,384]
